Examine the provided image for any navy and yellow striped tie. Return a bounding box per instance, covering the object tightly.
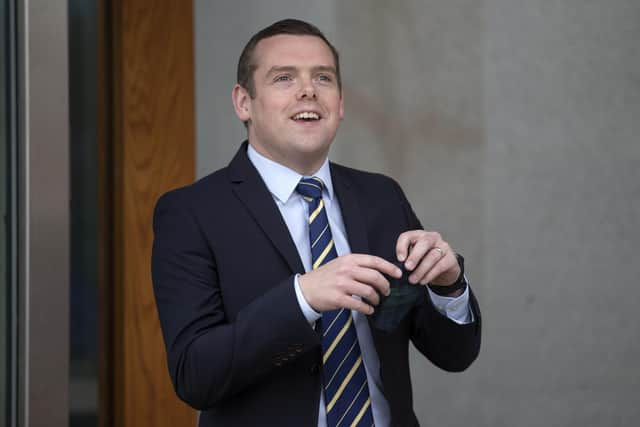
[296,177,374,427]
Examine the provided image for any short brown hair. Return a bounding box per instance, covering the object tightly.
[237,19,342,98]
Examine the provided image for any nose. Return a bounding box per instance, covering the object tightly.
[296,78,317,100]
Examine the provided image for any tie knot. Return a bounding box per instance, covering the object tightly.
[296,177,324,200]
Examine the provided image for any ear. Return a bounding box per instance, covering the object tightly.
[338,93,345,121]
[232,84,251,122]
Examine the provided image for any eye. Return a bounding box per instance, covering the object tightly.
[274,74,292,82]
[317,74,332,82]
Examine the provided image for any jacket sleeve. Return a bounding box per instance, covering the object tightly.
[390,179,482,372]
[151,190,320,410]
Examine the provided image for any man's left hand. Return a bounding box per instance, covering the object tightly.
[395,230,461,286]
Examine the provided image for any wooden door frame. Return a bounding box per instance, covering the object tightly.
[99,1,196,425]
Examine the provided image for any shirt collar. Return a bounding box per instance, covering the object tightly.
[247,143,334,203]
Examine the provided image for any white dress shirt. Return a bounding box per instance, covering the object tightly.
[247,143,472,427]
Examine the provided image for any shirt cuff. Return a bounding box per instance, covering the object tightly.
[427,276,474,324]
[294,274,322,324]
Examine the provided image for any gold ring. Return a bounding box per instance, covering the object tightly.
[434,246,445,258]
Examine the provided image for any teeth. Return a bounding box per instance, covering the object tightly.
[293,111,320,120]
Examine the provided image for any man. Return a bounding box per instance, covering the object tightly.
[152,19,481,427]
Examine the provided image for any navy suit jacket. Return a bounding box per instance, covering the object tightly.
[151,142,481,426]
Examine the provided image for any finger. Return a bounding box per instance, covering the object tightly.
[408,243,447,284]
[423,253,458,285]
[347,280,381,306]
[395,230,423,262]
[350,254,402,278]
[404,237,435,272]
[335,293,375,315]
[352,266,391,296]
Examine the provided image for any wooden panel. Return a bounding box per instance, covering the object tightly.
[111,0,196,426]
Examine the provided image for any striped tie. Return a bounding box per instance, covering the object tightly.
[296,177,374,427]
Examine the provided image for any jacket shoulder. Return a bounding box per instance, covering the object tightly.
[154,166,232,212]
[330,162,403,196]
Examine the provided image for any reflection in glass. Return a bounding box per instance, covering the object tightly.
[69,0,99,425]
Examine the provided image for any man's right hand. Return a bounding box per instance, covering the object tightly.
[298,254,402,315]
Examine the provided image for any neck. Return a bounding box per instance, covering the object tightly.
[248,142,328,176]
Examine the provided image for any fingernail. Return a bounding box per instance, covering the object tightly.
[385,287,391,296]
[396,268,402,277]
[409,275,417,284]
[405,261,414,270]
[397,253,405,261]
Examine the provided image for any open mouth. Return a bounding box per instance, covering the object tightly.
[291,111,322,122]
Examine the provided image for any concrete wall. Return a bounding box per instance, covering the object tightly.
[480,1,640,425]
[194,1,640,425]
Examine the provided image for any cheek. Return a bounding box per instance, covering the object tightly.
[326,96,344,119]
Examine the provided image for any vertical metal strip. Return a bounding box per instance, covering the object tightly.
[6,0,19,425]
[17,0,70,426]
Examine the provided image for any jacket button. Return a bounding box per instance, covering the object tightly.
[309,363,320,375]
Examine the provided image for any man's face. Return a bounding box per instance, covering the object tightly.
[233,34,344,174]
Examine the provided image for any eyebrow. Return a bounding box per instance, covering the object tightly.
[265,65,338,77]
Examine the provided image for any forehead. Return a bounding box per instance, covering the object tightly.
[252,34,336,72]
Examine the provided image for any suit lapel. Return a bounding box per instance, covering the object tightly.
[227,142,305,274]
[330,164,371,260]
[331,164,390,347]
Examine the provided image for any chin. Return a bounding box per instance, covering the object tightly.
[294,139,331,156]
